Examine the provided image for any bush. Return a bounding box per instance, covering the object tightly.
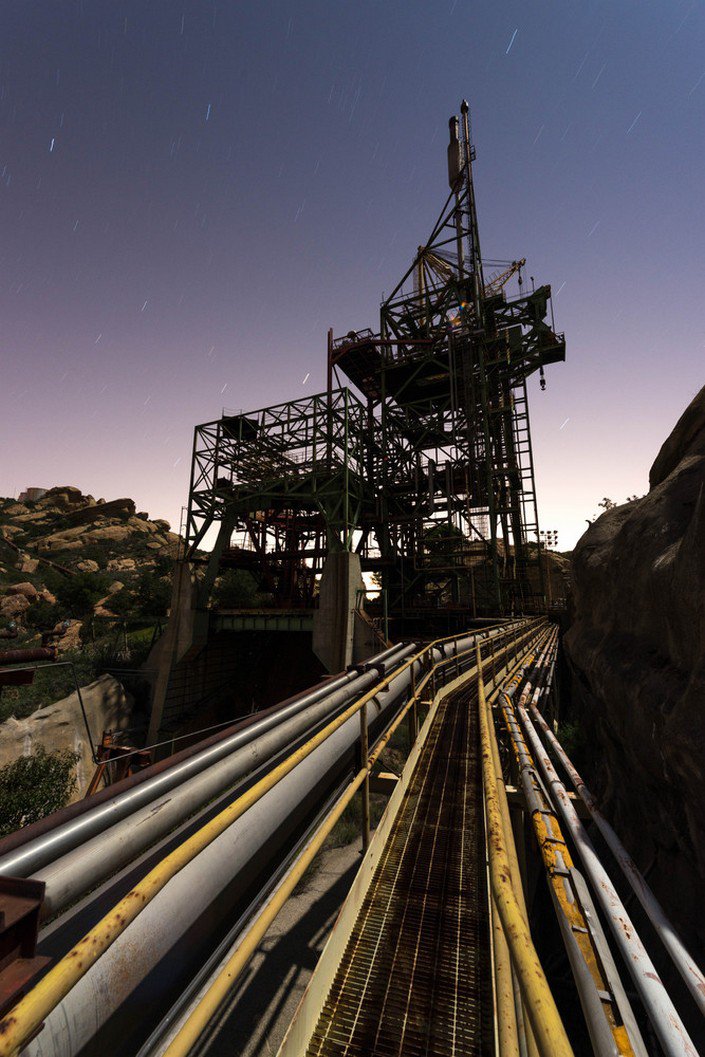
[0,746,78,837]
[213,570,258,608]
[54,571,110,618]
[26,599,65,629]
[134,571,171,617]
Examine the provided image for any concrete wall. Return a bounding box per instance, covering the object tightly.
[0,674,134,798]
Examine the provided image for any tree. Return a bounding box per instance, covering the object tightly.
[54,572,110,618]
[133,570,171,618]
[213,570,258,608]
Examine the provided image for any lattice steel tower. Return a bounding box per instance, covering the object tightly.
[331,101,565,619]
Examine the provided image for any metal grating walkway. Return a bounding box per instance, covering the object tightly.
[306,684,493,1057]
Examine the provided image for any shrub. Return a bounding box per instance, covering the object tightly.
[54,572,110,618]
[213,570,258,608]
[26,599,65,629]
[0,746,78,837]
[134,571,171,618]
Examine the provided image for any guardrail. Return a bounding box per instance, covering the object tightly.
[0,619,539,1057]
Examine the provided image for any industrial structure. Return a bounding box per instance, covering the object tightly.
[177,102,564,676]
[0,104,702,1057]
[0,621,703,1057]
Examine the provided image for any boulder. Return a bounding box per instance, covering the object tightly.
[0,594,30,620]
[81,525,132,545]
[75,559,100,573]
[20,558,40,574]
[0,674,134,799]
[54,619,82,651]
[107,557,137,572]
[6,582,39,600]
[565,384,705,965]
[63,497,135,526]
[153,519,171,532]
[108,581,124,595]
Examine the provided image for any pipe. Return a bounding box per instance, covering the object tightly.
[0,654,428,1056]
[0,628,515,1056]
[152,627,531,1057]
[528,696,705,1019]
[476,646,574,1057]
[492,901,521,1057]
[0,657,414,880]
[0,647,55,665]
[33,654,409,919]
[154,644,431,1057]
[517,703,698,1057]
[499,643,645,1057]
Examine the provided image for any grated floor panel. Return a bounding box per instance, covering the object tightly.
[305,685,492,1057]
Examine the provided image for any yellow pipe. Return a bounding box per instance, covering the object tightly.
[161,765,369,1057]
[0,620,539,1055]
[485,630,551,1057]
[477,645,574,1057]
[164,629,543,1056]
[492,898,521,1057]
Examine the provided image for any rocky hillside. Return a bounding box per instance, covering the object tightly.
[565,386,705,965]
[0,485,181,645]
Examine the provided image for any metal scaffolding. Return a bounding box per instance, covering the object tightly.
[184,101,565,626]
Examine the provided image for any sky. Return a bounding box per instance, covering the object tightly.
[2,0,704,550]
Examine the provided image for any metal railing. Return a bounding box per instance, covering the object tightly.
[0,620,536,1057]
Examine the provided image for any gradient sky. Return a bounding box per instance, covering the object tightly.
[2,1,704,549]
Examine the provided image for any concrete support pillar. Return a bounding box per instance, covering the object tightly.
[312,552,365,673]
[146,562,206,742]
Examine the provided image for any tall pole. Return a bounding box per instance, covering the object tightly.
[447,116,465,277]
[460,100,484,315]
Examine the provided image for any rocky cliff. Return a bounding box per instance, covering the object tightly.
[0,485,181,635]
[565,386,705,962]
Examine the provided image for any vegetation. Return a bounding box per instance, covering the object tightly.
[213,569,259,608]
[54,571,111,618]
[0,636,155,723]
[0,746,78,837]
[109,570,171,619]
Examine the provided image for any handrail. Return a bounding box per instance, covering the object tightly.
[157,622,547,1057]
[0,620,535,1056]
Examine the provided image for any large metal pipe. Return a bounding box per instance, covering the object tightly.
[34,637,487,918]
[517,703,698,1057]
[0,647,55,665]
[0,649,413,881]
[26,660,421,1057]
[528,694,705,1019]
[34,648,418,919]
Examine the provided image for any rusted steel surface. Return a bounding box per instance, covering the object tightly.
[0,648,55,667]
[305,682,493,1057]
[517,695,699,1057]
[0,878,49,1019]
[498,631,644,1057]
[528,695,705,1019]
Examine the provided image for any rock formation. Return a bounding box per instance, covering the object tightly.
[565,385,705,962]
[0,485,181,634]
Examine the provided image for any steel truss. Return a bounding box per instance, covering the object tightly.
[183,101,565,625]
